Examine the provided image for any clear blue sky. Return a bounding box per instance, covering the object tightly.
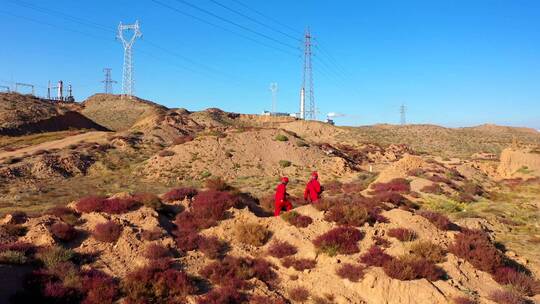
[1,0,539,128]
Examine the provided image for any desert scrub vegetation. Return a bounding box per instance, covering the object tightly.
[313,226,363,256]
[141,228,163,241]
[0,242,35,264]
[205,177,232,191]
[132,192,163,211]
[122,259,196,303]
[235,223,270,247]
[198,235,228,260]
[267,240,297,258]
[49,222,77,242]
[281,211,312,228]
[492,267,540,296]
[274,134,289,142]
[324,199,388,227]
[198,286,245,304]
[452,296,477,304]
[409,241,447,263]
[336,263,366,282]
[75,195,140,214]
[92,221,122,243]
[200,256,278,289]
[360,245,393,267]
[420,183,444,194]
[1,223,28,238]
[143,243,170,260]
[278,160,292,168]
[288,286,310,303]
[162,187,197,202]
[418,210,458,231]
[46,206,81,226]
[158,150,175,157]
[449,229,504,273]
[489,289,526,304]
[387,228,417,242]
[281,257,317,271]
[172,135,194,145]
[382,254,445,281]
[370,178,410,194]
[36,246,75,269]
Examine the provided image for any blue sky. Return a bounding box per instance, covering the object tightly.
[1,0,539,128]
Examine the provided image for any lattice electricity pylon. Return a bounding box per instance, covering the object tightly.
[400,104,407,125]
[301,28,315,120]
[15,82,35,95]
[117,21,142,99]
[269,82,278,113]
[102,68,117,94]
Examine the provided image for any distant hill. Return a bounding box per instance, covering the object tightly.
[0,93,108,136]
[81,94,168,131]
[341,123,540,158]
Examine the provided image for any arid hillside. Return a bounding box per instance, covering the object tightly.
[1,94,540,304]
[0,93,108,136]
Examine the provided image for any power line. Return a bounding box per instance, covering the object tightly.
[150,0,299,57]
[172,0,300,51]
[207,0,301,42]
[228,0,303,37]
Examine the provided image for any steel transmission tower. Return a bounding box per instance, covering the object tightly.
[300,28,315,120]
[270,82,278,113]
[117,21,142,98]
[400,104,407,125]
[102,68,117,94]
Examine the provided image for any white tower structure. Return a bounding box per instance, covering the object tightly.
[117,20,142,98]
[270,82,278,113]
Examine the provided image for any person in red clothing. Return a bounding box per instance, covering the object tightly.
[304,171,322,203]
[274,177,293,216]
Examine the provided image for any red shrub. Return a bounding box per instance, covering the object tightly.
[360,246,393,267]
[370,178,410,194]
[372,236,391,248]
[49,222,77,242]
[81,269,119,304]
[407,168,425,177]
[0,241,35,254]
[419,211,456,231]
[162,187,198,202]
[336,263,366,282]
[281,211,313,228]
[198,236,227,260]
[144,243,170,260]
[341,182,366,193]
[75,196,108,213]
[43,281,77,299]
[250,295,286,304]
[428,175,453,185]
[197,287,245,304]
[192,190,240,218]
[324,203,369,227]
[252,258,279,284]
[489,289,525,304]
[123,260,196,303]
[158,150,175,157]
[313,226,363,256]
[281,257,317,271]
[200,256,277,289]
[267,240,297,258]
[370,191,413,207]
[288,286,310,302]
[421,183,444,194]
[492,267,540,296]
[448,229,504,273]
[75,196,139,214]
[175,229,201,252]
[92,221,122,243]
[383,255,445,281]
[131,192,163,210]
[387,228,417,242]
[452,296,476,304]
[10,211,28,224]
[141,228,162,241]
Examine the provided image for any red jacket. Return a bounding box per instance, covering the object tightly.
[304,179,321,201]
[275,183,287,202]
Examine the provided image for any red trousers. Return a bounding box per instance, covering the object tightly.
[274,200,292,216]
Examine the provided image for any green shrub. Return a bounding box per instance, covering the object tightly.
[296,141,309,147]
[0,250,28,264]
[279,160,292,168]
[37,246,74,268]
[275,134,289,142]
[201,171,212,178]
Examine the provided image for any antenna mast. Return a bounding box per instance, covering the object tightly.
[270,82,278,113]
[117,20,142,99]
[301,28,315,120]
[102,68,117,94]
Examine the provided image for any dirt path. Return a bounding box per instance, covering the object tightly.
[0,131,110,160]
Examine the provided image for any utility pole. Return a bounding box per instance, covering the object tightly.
[270,82,278,113]
[117,20,142,99]
[400,104,407,125]
[102,68,117,94]
[301,28,315,120]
